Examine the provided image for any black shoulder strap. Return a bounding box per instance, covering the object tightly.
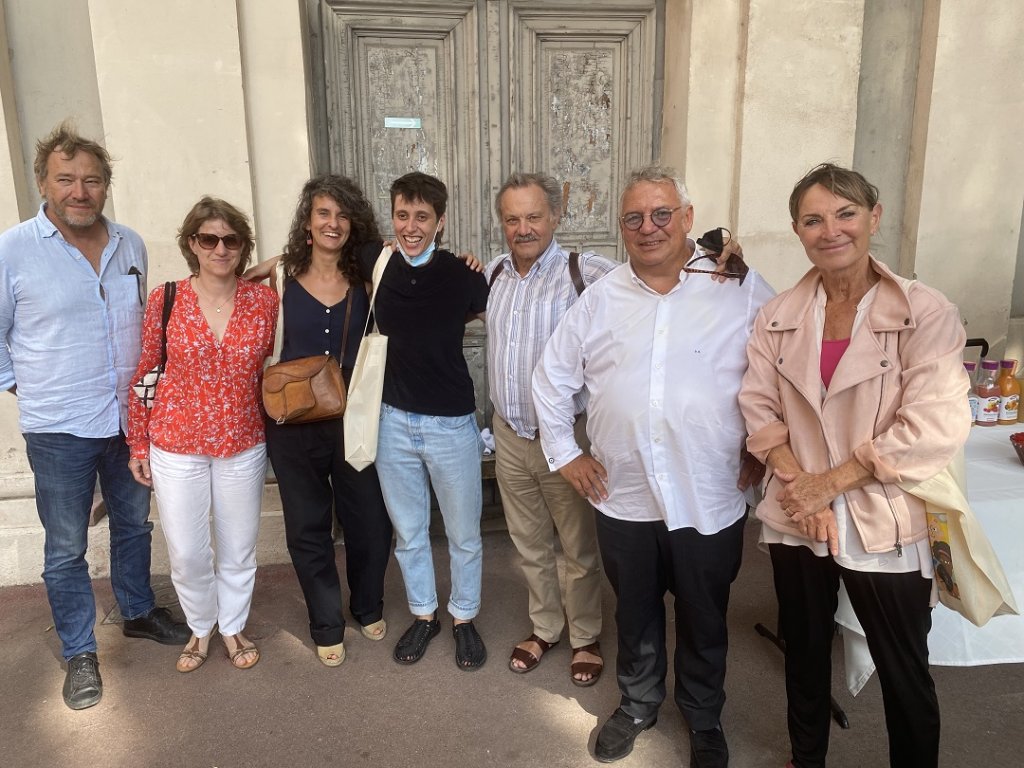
[159,281,176,366]
[568,252,585,296]
[487,259,506,288]
[489,252,585,296]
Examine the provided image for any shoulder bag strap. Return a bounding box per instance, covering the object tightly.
[338,285,354,363]
[488,258,506,288]
[159,281,176,366]
[361,245,393,337]
[568,251,585,296]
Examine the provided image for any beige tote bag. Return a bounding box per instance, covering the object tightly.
[344,246,392,471]
[900,450,1019,626]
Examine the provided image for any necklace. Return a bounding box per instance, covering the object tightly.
[193,278,237,313]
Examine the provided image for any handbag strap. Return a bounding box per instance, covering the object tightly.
[338,286,354,364]
[159,281,176,366]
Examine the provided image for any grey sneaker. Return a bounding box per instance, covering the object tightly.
[63,652,102,710]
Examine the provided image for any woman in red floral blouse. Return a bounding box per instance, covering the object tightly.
[128,197,277,673]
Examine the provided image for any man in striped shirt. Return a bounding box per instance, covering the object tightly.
[484,172,617,686]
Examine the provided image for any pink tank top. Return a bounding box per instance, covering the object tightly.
[820,338,851,389]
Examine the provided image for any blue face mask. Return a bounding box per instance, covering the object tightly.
[398,221,442,267]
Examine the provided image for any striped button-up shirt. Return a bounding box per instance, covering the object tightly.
[485,239,617,438]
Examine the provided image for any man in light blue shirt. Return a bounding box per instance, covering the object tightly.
[0,123,188,711]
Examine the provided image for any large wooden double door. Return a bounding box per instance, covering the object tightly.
[306,0,663,262]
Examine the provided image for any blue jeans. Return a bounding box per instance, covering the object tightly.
[24,432,156,659]
[376,405,483,621]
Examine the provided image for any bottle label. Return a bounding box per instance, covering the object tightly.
[968,393,980,424]
[977,395,1000,424]
[999,394,1019,423]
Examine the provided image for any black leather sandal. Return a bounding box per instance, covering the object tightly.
[453,621,487,670]
[393,617,440,664]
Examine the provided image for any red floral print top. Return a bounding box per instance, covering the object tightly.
[128,278,278,460]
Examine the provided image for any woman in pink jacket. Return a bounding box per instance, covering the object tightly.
[739,163,970,768]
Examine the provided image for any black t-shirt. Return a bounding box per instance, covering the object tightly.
[361,244,488,416]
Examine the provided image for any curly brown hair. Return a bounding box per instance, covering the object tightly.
[176,197,255,276]
[281,175,381,282]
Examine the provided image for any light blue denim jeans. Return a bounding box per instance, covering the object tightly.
[376,404,483,621]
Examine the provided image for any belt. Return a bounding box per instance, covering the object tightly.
[503,414,583,441]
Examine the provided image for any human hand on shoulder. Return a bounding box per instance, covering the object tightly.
[242,255,281,282]
[456,252,484,273]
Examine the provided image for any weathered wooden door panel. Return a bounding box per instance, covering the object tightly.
[507,3,658,262]
[320,1,484,256]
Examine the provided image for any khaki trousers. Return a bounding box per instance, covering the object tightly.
[493,414,602,647]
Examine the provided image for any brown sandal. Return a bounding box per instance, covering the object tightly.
[508,633,558,674]
[176,635,209,673]
[571,641,603,687]
[224,633,260,670]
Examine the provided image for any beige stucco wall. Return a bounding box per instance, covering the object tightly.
[909,0,1024,355]
[87,0,255,287]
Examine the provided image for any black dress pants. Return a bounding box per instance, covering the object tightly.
[769,543,939,768]
[266,417,393,647]
[595,510,746,730]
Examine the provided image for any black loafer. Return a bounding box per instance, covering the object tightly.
[453,621,487,670]
[690,724,729,768]
[122,607,191,645]
[594,707,657,763]
[393,617,441,664]
[63,652,102,710]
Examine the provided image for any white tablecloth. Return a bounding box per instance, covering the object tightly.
[837,424,1024,695]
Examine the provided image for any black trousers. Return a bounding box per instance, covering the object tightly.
[266,417,393,647]
[769,543,939,768]
[595,510,746,730]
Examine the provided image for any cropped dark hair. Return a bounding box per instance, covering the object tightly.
[281,175,380,283]
[34,121,113,186]
[389,172,448,219]
[177,197,255,276]
[789,163,879,222]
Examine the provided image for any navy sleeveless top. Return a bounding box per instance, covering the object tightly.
[279,277,369,371]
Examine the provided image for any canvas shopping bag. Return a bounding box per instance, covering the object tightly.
[899,449,1019,626]
[344,245,392,471]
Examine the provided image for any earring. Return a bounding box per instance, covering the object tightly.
[306,232,313,246]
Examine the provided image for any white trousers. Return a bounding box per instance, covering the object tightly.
[150,443,266,637]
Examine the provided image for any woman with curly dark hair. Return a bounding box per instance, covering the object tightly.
[251,175,393,667]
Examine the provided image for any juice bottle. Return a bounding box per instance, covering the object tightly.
[964,361,979,425]
[998,359,1020,425]
[975,360,1000,426]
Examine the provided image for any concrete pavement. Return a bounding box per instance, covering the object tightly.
[1,521,1021,767]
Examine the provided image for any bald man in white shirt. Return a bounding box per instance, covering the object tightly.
[533,166,774,767]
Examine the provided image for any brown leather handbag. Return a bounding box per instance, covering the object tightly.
[262,284,353,425]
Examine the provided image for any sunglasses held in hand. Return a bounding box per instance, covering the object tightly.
[686,227,747,284]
